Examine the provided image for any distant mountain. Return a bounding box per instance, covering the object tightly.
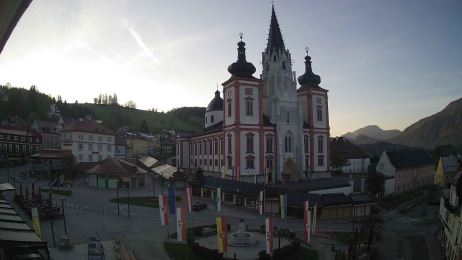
[358,142,416,157]
[343,125,401,144]
[392,97,462,149]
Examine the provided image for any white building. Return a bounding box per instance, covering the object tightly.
[176,6,331,183]
[61,118,115,164]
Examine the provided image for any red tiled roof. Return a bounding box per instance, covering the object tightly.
[0,125,40,137]
[85,158,138,177]
[61,119,114,135]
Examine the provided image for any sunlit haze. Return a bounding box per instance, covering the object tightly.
[0,0,461,136]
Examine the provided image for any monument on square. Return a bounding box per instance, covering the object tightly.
[228,218,257,247]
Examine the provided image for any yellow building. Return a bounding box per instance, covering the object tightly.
[435,156,460,186]
[126,133,149,157]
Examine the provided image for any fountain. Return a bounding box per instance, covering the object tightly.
[228,218,257,247]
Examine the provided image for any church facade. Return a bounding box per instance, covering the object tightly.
[176,7,331,183]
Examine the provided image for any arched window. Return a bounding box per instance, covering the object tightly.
[245,98,253,116]
[227,99,232,117]
[284,134,292,153]
[318,136,324,153]
[317,155,324,166]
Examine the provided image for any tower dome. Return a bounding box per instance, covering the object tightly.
[227,34,256,78]
[297,48,321,87]
[206,90,223,112]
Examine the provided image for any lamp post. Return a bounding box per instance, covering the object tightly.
[61,198,68,236]
[49,210,56,247]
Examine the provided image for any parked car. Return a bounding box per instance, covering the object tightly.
[192,202,207,211]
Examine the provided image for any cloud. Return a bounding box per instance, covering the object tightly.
[122,20,160,66]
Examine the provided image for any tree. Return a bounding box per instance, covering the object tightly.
[139,120,149,133]
[361,213,383,253]
[124,100,136,109]
[93,98,98,104]
[365,173,385,198]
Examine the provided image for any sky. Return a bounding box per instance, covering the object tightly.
[0,0,461,136]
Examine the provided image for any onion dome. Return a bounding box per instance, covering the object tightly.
[206,90,223,112]
[227,34,256,78]
[297,48,321,87]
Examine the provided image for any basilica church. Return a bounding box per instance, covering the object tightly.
[176,6,331,183]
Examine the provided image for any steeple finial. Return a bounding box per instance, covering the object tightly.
[239,32,243,42]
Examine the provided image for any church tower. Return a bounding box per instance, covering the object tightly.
[261,5,305,181]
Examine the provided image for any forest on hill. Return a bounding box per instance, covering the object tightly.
[0,84,204,132]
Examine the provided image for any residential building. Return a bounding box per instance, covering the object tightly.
[438,171,462,260]
[0,125,41,159]
[126,132,149,157]
[435,155,460,186]
[176,6,331,183]
[30,120,62,149]
[60,118,115,164]
[376,150,434,194]
[331,137,370,174]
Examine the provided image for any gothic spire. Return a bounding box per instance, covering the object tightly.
[266,4,285,54]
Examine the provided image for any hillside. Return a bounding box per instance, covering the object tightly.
[0,84,205,132]
[343,125,401,143]
[392,97,462,149]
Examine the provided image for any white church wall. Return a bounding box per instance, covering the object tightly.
[312,94,327,129]
[239,85,260,125]
[239,130,260,176]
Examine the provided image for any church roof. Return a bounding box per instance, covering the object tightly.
[206,90,223,112]
[266,4,285,54]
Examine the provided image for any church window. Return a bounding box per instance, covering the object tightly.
[266,158,273,169]
[245,99,253,116]
[318,136,324,153]
[245,88,253,96]
[209,140,213,155]
[317,105,323,121]
[317,155,324,166]
[227,100,232,117]
[221,139,224,154]
[287,111,290,123]
[214,139,218,155]
[305,157,309,169]
[227,157,233,169]
[246,135,254,153]
[304,135,309,153]
[266,135,273,153]
[199,142,202,155]
[211,115,214,123]
[204,159,207,166]
[246,156,255,169]
[284,135,292,153]
[227,135,232,154]
[273,55,276,62]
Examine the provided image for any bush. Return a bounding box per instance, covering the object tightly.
[288,232,296,239]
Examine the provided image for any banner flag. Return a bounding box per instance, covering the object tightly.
[313,203,318,233]
[186,186,193,212]
[280,194,288,219]
[258,191,264,215]
[216,216,228,253]
[304,200,312,244]
[265,216,273,256]
[158,194,168,226]
[176,207,186,242]
[168,183,176,215]
[31,207,41,237]
[216,187,222,212]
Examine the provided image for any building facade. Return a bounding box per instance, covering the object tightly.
[376,150,434,194]
[30,120,63,149]
[0,125,41,159]
[61,118,115,164]
[435,156,460,187]
[176,6,331,183]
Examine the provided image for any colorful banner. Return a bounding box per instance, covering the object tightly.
[304,200,311,244]
[216,187,222,212]
[313,203,318,234]
[259,191,264,215]
[158,194,168,226]
[176,207,186,242]
[216,216,228,253]
[280,194,287,219]
[31,207,41,237]
[186,186,193,212]
[265,216,273,256]
[168,183,176,215]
